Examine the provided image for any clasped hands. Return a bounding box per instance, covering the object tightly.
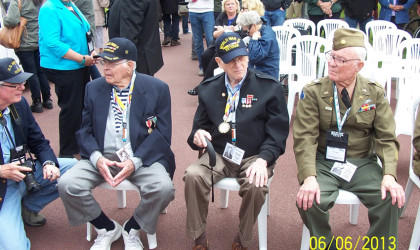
[193,129,268,188]
[318,1,333,17]
[389,4,404,11]
[96,156,135,187]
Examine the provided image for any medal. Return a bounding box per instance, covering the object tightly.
[218,122,230,134]
[148,128,153,134]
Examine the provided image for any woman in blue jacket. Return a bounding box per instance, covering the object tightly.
[39,0,95,158]
[379,0,416,29]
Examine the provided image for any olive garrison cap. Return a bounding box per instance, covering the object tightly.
[333,28,365,50]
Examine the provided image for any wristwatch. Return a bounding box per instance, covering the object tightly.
[43,160,56,167]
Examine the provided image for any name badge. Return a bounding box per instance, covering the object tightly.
[223,143,244,165]
[330,162,357,182]
[325,130,348,163]
[116,142,134,162]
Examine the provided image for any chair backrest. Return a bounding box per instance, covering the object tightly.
[398,38,420,77]
[283,18,316,35]
[365,20,397,45]
[316,19,349,38]
[271,26,301,76]
[287,35,328,80]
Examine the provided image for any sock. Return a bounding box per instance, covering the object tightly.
[90,211,115,231]
[124,216,140,232]
[194,231,207,246]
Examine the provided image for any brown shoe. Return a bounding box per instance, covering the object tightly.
[232,241,247,250]
[193,240,209,250]
[171,40,181,46]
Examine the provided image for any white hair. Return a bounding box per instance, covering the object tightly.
[352,47,367,61]
[236,10,262,28]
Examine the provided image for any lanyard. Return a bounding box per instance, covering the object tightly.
[333,83,351,132]
[112,81,134,142]
[223,88,240,145]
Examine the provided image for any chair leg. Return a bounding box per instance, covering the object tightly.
[409,202,420,250]
[87,222,93,241]
[401,178,414,217]
[117,190,127,208]
[257,198,268,250]
[301,224,310,250]
[349,204,359,225]
[147,233,157,249]
[220,189,229,209]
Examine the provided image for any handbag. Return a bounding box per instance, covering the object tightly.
[0,0,27,49]
[178,2,189,18]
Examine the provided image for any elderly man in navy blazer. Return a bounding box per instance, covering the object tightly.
[0,58,76,249]
[58,37,175,250]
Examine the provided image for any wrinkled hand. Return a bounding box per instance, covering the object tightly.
[246,158,268,187]
[296,176,321,211]
[0,162,32,182]
[43,164,60,181]
[381,174,405,208]
[224,25,235,32]
[193,129,212,148]
[96,157,116,186]
[112,160,135,187]
[252,31,261,40]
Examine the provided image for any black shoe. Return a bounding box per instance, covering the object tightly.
[42,99,53,109]
[171,40,181,46]
[162,37,171,46]
[188,87,198,96]
[31,99,43,113]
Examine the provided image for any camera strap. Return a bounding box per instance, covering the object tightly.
[0,108,24,165]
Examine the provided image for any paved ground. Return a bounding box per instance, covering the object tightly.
[21,29,420,250]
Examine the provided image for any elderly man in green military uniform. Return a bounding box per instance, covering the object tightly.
[294,28,405,249]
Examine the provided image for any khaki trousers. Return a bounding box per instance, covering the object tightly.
[286,1,303,19]
[184,152,274,247]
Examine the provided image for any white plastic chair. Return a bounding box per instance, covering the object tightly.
[398,98,420,250]
[283,18,316,36]
[365,20,397,45]
[316,19,349,39]
[372,29,412,103]
[271,26,301,80]
[86,180,165,249]
[286,35,328,121]
[300,189,361,250]
[214,177,272,250]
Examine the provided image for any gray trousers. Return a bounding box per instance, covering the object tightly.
[58,159,175,234]
[184,152,274,247]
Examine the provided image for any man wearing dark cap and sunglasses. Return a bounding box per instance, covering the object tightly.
[294,28,405,249]
[184,32,289,250]
[0,58,76,249]
[58,37,175,250]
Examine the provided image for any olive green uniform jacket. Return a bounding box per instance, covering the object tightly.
[293,74,399,184]
[412,108,420,177]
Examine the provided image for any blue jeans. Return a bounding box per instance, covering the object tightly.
[345,16,373,34]
[163,13,180,40]
[182,17,189,33]
[263,9,286,26]
[0,158,77,250]
[189,11,215,69]
[15,49,50,101]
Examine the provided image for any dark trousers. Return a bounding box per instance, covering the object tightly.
[43,67,90,156]
[163,13,180,41]
[15,49,50,101]
[309,11,341,26]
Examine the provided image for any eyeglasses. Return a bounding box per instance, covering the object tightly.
[325,51,360,66]
[98,59,128,68]
[0,82,25,89]
[244,25,253,36]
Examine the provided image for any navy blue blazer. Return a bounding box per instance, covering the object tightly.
[76,72,175,178]
[0,98,59,210]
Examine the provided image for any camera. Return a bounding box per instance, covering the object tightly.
[21,158,41,193]
[11,145,41,193]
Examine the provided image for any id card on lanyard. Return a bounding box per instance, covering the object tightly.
[325,83,350,163]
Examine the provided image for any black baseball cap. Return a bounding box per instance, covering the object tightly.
[0,58,32,84]
[94,37,138,61]
[215,32,248,63]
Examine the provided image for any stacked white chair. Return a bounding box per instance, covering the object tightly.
[271,26,301,81]
[316,19,349,39]
[365,20,397,46]
[372,29,412,103]
[286,35,327,121]
[85,180,163,249]
[394,39,420,137]
[283,18,316,36]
